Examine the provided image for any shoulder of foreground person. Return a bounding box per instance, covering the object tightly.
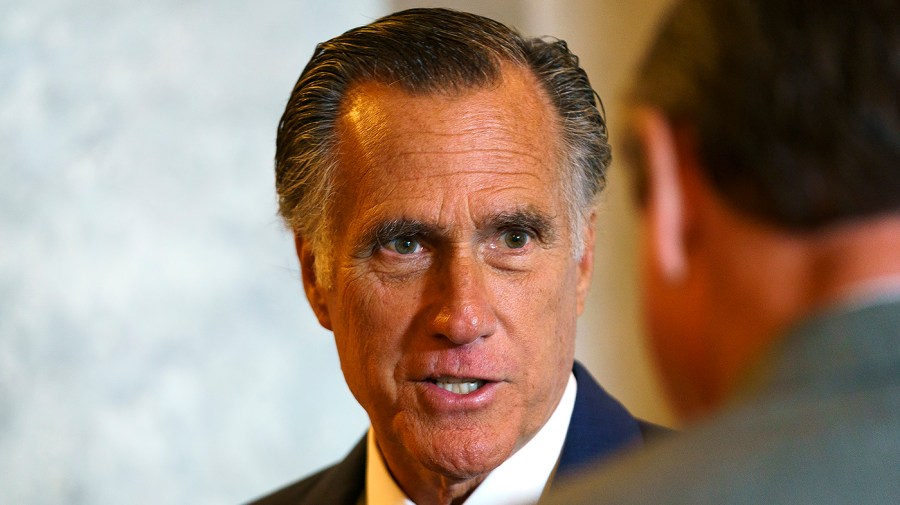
[544,379,900,505]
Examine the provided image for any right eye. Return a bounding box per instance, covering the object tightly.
[384,236,422,255]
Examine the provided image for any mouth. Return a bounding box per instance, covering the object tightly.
[428,377,487,395]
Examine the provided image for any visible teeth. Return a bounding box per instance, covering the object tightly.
[434,380,485,395]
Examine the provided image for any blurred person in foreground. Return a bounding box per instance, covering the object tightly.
[247,8,667,505]
[549,0,900,503]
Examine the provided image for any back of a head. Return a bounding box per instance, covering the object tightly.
[633,0,900,230]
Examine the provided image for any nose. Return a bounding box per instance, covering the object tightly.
[427,255,498,346]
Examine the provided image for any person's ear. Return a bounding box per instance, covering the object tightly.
[295,235,333,330]
[634,108,688,282]
[575,211,596,315]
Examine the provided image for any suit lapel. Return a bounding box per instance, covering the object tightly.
[555,361,643,479]
[300,436,367,505]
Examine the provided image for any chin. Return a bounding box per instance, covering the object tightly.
[420,430,513,480]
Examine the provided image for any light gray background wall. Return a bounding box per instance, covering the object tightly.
[1,1,672,503]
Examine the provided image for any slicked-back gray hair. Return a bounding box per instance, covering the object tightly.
[275,8,610,283]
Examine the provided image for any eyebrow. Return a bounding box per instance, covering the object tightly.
[373,219,441,244]
[351,218,441,257]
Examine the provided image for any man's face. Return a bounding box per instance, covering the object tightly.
[307,66,593,481]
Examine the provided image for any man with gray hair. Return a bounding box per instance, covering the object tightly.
[550,0,900,503]
[248,8,664,505]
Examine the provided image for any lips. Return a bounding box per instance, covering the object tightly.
[411,359,503,408]
[417,376,499,412]
[430,378,487,395]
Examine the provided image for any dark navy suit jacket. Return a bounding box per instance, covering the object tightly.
[247,361,667,504]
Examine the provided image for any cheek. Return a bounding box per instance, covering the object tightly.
[330,277,411,403]
[642,252,713,414]
[511,267,578,438]
[641,237,681,372]
[645,269,692,363]
[506,263,579,374]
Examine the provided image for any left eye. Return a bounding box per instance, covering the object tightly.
[385,236,422,255]
[501,229,530,249]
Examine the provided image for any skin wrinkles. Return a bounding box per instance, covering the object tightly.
[397,146,543,161]
[354,217,554,294]
[354,208,559,259]
[305,65,592,505]
[341,78,550,179]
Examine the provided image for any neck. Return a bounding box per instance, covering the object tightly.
[802,215,900,310]
[710,213,900,408]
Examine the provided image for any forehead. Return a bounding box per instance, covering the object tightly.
[338,65,559,153]
[330,66,565,226]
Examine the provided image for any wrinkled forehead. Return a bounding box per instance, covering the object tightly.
[323,65,572,242]
[333,64,565,185]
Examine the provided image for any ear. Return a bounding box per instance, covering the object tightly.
[634,108,688,282]
[295,235,333,330]
[575,211,596,315]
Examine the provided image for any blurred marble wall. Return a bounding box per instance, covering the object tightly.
[1,1,384,503]
[1,1,674,504]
